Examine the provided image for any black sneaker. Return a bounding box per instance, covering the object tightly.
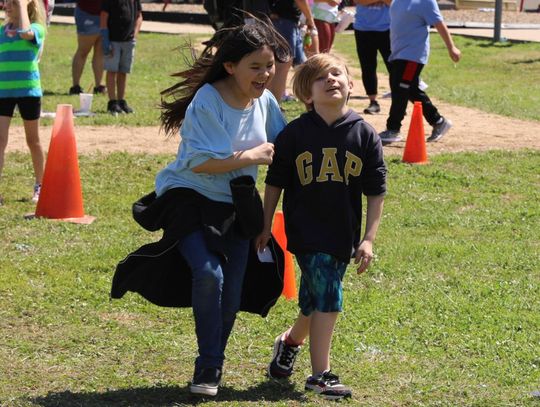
[427,117,452,142]
[93,85,106,95]
[190,367,222,396]
[305,370,352,400]
[118,99,134,114]
[69,85,83,95]
[107,100,123,115]
[378,129,403,145]
[267,331,301,378]
[363,100,380,114]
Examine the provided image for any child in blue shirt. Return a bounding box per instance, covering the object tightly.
[155,20,290,397]
[379,0,461,144]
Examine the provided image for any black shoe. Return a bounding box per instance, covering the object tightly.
[93,85,106,95]
[118,99,134,114]
[69,85,83,95]
[427,117,452,142]
[107,100,123,115]
[190,367,222,396]
[363,100,380,114]
[267,331,301,378]
[305,370,352,400]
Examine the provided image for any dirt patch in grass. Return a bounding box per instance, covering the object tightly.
[6,88,539,158]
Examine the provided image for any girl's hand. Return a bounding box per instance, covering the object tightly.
[254,228,272,253]
[247,142,274,165]
[354,240,374,275]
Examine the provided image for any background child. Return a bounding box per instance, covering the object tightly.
[0,0,46,205]
[353,0,392,115]
[100,0,142,114]
[378,0,461,144]
[311,0,341,53]
[255,54,386,400]
[70,0,106,95]
[153,21,289,396]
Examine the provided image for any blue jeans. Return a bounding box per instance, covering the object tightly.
[177,229,249,371]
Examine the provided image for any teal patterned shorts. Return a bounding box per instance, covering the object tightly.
[296,252,348,316]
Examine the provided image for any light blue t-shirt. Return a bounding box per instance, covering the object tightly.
[389,0,443,64]
[155,84,286,203]
[353,3,390,32]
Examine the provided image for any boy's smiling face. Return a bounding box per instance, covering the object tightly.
[305,64,352,109]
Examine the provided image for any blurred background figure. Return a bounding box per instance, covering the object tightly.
[353,0,391,115]
[70,0,106,95]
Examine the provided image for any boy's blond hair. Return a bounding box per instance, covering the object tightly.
[5,0,46,28]
[292,53,351,109]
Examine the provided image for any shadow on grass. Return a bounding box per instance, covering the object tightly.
[29,380,305,406]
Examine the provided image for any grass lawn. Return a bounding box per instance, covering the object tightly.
[1,150,539,406]
[35,25,540,126]
[0,23,539,406]
[333,33,540,123]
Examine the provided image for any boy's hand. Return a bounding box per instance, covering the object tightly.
[354,240,374,274]
[254,228,272,253]
[100,28,112,56]
[449,46,461,63]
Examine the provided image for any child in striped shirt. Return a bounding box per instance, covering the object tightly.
[0,0,46,205]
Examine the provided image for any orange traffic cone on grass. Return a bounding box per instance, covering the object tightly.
[34,104,95,224]
[272,211,297,300]
[402,102,428,164]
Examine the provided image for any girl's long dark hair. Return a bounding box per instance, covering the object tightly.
[160,17,290,137]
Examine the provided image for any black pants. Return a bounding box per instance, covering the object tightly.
[386,59,442,132]
[354,30,391,96]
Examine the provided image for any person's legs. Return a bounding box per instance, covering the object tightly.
[309,311,338,375]
[106,71,117,100]
[23,119,44,185]
[0,116,11,181]
[298,253,351,400]
[386,59,423,132]
[17,98,44,189]
[269,18,297,101]
[116,72,127,101]
[116,41,136,113]
[177,229,249,371]
[217,232,250,356]
[409,83,441,126]
[354,30,379,101]
[314,20,333,53]
[72,34,98,91]
[178,230,226,370]
[90,37,105,90]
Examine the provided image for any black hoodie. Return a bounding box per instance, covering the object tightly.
[266,109,387,262]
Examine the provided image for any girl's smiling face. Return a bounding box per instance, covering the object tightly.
[223,45,276,104]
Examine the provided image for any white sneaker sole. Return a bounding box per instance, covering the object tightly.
[381,136,403,144]
[305,383,352,400]
[190,384,218,396]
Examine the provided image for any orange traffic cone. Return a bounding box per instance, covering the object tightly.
[272,211,297,300]
[402,101,428,164]
[34,104,95,224]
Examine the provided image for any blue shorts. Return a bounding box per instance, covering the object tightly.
[296,252,348,316]
[75,7,100,36]
[104,41,136,74]
[272,18,306,66]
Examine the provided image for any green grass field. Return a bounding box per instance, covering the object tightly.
[1,24,539,406]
